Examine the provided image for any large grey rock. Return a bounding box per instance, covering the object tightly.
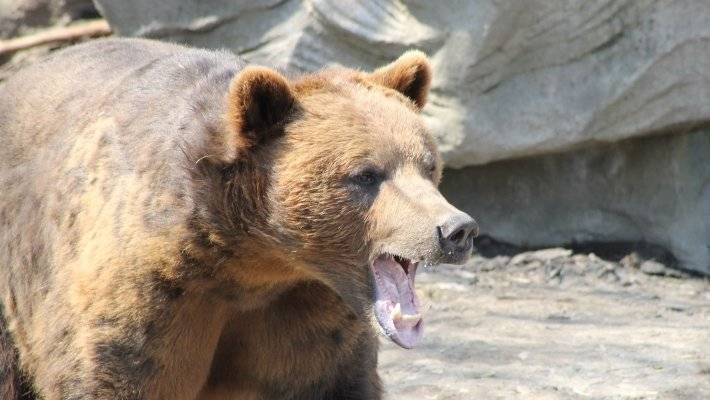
[92,0,710,274]
[441,129,710,275]
[0,0,97,38]
[95,0,710,167]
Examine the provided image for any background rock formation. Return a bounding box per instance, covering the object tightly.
[0,0,97,38]
[93,0,710,274]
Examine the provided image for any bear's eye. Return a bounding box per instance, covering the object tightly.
[351,168,383,187]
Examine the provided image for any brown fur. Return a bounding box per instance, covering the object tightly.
[0,307,34,400]
[0,38,465,400]
[225,66,297,158]
[367,50,432,110]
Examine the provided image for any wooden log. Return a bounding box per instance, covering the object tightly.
[0,19,111,57]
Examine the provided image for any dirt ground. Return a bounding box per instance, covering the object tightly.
[379,249,710,400]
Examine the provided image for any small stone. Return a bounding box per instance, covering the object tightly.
[546,314,571,322]
[480,255,509,271]
[640,260,667,275]
[531,248,573,261]
[665,304,687,312]
[510,253,530,266]
[664,268,686,278]
[454,270,477,280]
[621,253,642,269]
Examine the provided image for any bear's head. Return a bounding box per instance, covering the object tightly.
[210,51,477,348]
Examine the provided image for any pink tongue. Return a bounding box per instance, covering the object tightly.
[371,256,422,348]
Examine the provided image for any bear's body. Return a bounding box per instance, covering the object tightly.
[0,39,476,399]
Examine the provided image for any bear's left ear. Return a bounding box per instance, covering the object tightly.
[368,50,432,110]
[225,66,296,153]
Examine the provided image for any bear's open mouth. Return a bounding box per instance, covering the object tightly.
[371,253,422,349]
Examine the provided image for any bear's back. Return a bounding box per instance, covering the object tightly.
[0,38,243,171]
[0,39,243,325]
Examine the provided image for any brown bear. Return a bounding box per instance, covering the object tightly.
[0,38,477,400]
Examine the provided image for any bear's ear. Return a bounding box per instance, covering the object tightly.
[225,66,296,152]
[368,50,432,110]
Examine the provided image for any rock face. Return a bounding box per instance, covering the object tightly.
[441,129,710,274]
[0,0,97,38]
[92,0,710,274]
[93,0,710,165]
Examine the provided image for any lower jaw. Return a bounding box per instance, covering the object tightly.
[370,254,423,348]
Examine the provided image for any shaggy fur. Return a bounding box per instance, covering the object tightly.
[0,38,462,399]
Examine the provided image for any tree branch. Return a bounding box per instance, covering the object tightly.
[0,19,111,57]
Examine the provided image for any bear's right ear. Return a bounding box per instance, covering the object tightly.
[225,66,296,154]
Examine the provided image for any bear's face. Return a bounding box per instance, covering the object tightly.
[222,53,477,348]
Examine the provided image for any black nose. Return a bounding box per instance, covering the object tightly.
[437,213,478,263]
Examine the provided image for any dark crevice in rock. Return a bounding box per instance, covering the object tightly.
[473,235,526,258]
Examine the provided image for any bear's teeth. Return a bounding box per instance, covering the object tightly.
[390,304,420,323]
[400,313,421,323]
[391,303,402,321]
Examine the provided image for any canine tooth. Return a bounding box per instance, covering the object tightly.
[391,303,402,321]
[401,313,421,323]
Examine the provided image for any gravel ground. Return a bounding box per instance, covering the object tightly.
[379,249,710,399]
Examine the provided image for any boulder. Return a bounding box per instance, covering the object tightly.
[94,0,710,166]
[440,129,710,275]
[0,0,97,38]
